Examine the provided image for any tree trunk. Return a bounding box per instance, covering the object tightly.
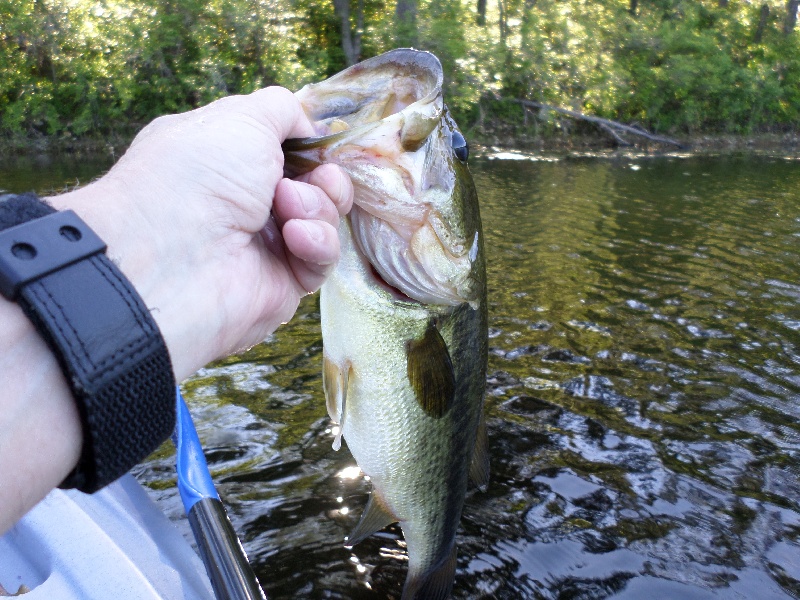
[354,0,363,60]
[718,0,728,7]
[499,0,507,44]
[333,0,363,66]
[785,0,799,34]
[629,0,638,16]
[476,0,486,26]
[755,3,769,42]
[516,99,685,148]
[521,0,537,28]
[395,0,417,47]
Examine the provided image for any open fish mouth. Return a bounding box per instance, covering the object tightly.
[284,49,479,307]
[294,49,443,136]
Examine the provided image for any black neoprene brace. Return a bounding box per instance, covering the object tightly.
[0,192,176,493]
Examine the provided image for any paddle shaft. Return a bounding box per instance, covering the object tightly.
[188,497,265,600]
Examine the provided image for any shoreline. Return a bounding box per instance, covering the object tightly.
[471,130,800,158]
[2,131,800,162]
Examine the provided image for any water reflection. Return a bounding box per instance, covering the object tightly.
[468,154,800,600]
[3,154,799,598]
[0,153,114,193]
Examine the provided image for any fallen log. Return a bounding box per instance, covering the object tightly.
[517,99,686,149]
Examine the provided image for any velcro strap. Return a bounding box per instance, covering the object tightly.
[0,193,175,493]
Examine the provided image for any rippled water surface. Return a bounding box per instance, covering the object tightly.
[4,153,799,599]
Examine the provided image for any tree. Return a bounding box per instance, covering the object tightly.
[476,0,486,25]
[3,0,800,142]
[332,0,363,66]
[755,3,770,43]
[395,0,417,47]
[786,0,799,35]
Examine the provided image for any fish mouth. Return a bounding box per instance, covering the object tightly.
[283,49,477,307]
[292,49,443,137]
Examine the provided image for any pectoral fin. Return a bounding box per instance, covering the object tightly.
[405,321,455,419]
[469,414,490,490]
[345,493,397,548]
[323,353,351,451]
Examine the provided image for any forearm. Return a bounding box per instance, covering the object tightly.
[48,176,226,382]
[0,298,82,534]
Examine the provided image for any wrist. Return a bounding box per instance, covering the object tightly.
[48,177,226,381]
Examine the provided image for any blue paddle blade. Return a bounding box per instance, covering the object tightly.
[172,388,220,512]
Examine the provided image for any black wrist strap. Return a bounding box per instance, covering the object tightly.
[0,193,176,493]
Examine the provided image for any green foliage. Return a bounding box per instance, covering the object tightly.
[613,1,790,133]
[0,0,330,138]
[1,0,800,140]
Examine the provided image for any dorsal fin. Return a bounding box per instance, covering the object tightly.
[345,493,397,548]
[469,413,490,490]
[322,353,351,451]
[405,320,455,419]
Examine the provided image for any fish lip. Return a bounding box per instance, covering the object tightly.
[314,48,443,106]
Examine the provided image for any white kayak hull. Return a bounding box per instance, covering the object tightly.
[0,474,214,599]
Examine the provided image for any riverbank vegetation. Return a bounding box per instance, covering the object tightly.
[2,0,800,152]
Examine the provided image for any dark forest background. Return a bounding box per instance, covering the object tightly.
[2,0,800,144]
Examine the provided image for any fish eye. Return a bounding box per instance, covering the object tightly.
[451,130,469,162]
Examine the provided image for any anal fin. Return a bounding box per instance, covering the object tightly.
[345,493,397,548]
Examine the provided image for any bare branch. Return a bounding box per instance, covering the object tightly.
[517,99,686,149]
[598,122,632,147]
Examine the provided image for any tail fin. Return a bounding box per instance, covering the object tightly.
[401,546,457,600]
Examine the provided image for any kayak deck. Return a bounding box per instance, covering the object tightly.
[0,474,213,599]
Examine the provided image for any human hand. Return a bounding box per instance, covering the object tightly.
[50,87,353,380]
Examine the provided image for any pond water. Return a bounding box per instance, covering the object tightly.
[2,151,799,599]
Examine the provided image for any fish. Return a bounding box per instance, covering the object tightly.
[283,49,488,600]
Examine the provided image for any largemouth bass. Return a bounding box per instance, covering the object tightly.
[283,49,488,600]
